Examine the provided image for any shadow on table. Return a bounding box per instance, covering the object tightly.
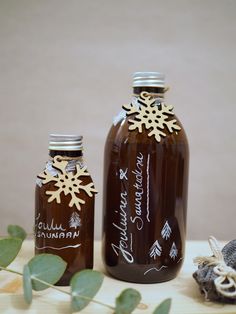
[176,276,228,310]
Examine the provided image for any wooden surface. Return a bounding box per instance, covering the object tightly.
[0,240,236,314]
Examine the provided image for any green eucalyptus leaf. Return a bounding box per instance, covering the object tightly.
[0,238,22,268]
[8,225,27,241]
[153,298,172,314]
[28,254,67,291]
[23,264,32,304]
[71,269,104,312]
[115,288,141,314]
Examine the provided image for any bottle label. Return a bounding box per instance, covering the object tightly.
[35,212,82,250]
[110,149,184,274]
[111,151,150,264]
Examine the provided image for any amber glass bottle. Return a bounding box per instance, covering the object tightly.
[35,134,95,286]
[102,72,189,283]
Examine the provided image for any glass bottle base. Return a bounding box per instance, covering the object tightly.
[105,263,182,284]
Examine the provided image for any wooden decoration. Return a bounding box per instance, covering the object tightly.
[38,156,97,211]
[122,91,181,142]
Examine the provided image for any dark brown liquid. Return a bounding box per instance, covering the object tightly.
[102,92,189,283]
[35,152,94,286]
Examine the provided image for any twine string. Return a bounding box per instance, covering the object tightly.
[49,156,82,161]
[132,86,170,98]
[194,236,236,298]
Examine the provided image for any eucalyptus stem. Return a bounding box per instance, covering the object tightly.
[30,276,114,310]
[0,266,22,276]
[72,292,115,310]
[0,266,114,311]
[30,276,71,296]
[0,233,34,238]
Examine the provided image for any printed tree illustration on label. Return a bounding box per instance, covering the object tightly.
[69,212,81,229]
[161,221,172,240]
[38,156,97,210]
[169,242,178,260]
[149,240,162,259]
[122,92,181,143]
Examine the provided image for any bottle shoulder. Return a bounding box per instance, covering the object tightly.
[105,114,188,147]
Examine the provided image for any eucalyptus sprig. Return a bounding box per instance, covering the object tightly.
[0,225,171,314]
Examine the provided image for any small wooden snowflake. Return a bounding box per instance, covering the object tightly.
[38,156,97,210]
[122,92,181,142]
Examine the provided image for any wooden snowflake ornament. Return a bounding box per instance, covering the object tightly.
[122,92,181,142]
[38,156,97,210]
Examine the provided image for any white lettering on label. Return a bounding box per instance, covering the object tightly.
[35,213,81,249]
[111,151,151,263]
[131,152,144,230]
[111,191,134,263]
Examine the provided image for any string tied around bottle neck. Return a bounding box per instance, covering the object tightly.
[49,156,82,162]
[132,86,170,98]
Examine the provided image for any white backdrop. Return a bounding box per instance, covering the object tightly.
[0,0,235,239]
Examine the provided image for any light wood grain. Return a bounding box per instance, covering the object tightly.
[0,240,235,314]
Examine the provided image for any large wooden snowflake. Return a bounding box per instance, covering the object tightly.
[122,92,181,142]
[38,156,97,211]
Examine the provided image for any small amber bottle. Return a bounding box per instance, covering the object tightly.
[35,134,96,285]
[102,72,189,283]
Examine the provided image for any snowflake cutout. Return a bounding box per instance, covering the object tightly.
[122,92,181,142]
[38,156,97,211]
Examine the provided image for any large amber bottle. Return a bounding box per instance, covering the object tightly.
[102,72,189,283]
[35,134,96,285]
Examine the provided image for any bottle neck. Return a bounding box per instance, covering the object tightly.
[133,86,165,99]
[49,150,83,158]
